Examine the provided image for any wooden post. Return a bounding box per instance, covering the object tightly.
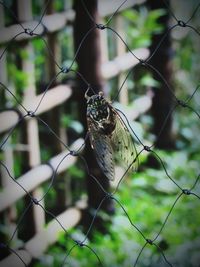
[17,0,45,236]
[44,0,71,211]
[99,18,109,64]
[147,0,175,149]
[73,0,113,230]
[116,15,129,105]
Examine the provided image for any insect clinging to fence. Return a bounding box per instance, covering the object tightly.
[85,89,138,181]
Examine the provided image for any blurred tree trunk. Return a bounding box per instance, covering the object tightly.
[147,0,175,149]
[73,0,114,231]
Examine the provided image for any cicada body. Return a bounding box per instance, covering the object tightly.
[85,90,138,180]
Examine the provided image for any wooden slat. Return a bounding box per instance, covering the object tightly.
[25,207,81,258]
[0,85,72,133]
[98,0,145,17]
[0,10,75,44]
[0,110,19,134]
[0,138,84,212]
[101,48,149,79]
[113,92,153,121]
[0,164,51,212]
[0,207,81,267]
[17,0,32,22]
[22,85,72,115]
[130,92,153,120]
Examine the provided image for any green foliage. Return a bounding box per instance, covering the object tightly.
[59,27,76,69]
[32,38,46,83]
[138,74,160,88]
[40,148,52,162]
[173,12,200,102]
[53,1,65,12]
[61,114,72,128]
[122,7,166,48]
[68,165,84,180]
[7,61,28,96]
[61,114,83,134]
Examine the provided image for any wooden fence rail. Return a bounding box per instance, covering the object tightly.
[0,138,84,212]
[0,207,81,267]
[0,85,72,133]
[101,48,149,79]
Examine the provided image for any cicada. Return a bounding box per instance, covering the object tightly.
[85,90,138,180]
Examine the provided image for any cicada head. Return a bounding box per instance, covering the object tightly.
[86,92,110,122]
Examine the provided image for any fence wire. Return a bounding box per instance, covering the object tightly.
[0,0,200,267]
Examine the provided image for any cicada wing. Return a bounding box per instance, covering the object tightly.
[87,117,115,181]
[111,108,138,173]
